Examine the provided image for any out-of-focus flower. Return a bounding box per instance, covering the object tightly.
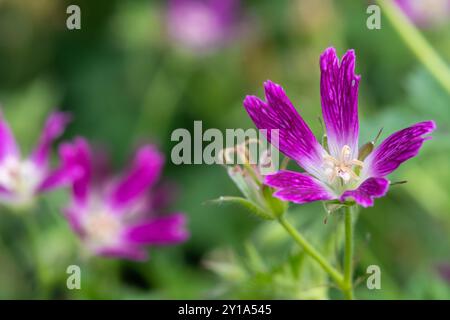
[167,0,239,52]
[394,0,450,28]
[0,110,73,208]
[62,138,188,261]
[243,47,436,208]
[437,263,450,284]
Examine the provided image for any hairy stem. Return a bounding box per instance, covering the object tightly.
[343,206,354,300]
[277,216,345,290]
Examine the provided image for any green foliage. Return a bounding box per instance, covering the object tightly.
[0,0,448,299]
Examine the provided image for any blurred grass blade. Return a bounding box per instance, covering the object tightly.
[208,196,274,220]
[377,0,450,94]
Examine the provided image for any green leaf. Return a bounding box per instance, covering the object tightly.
[244,242,267,273]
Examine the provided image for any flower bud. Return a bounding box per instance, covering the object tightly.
[214,140,288,220]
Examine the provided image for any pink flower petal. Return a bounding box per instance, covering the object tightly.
[320,48,360,160]
[265,170,336,204]
[340,177,389,208]
[244,81,327,180]
[363,121,436,178]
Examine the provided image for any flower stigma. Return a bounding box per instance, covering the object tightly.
[323,145,363,185]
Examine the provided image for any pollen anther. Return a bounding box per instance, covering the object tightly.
[323,145,363,184]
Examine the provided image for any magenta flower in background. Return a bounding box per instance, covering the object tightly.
[437,263,450,284]
[243,47,436,208]
[0,111,73,208]
[62,138,188,261]
[167,0,238,52]
[394,0,450,28]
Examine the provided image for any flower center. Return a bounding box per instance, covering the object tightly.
[0,156,42,204]
[83,211,122,249]
[323,145,363,185]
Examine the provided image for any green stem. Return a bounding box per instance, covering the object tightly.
[376,0,450,94]
[277,216,345,289]
[343,206,354,300]
[21,214,48,298]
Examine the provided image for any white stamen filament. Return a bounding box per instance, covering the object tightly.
[323,145,363,184]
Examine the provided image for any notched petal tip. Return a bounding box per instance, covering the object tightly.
[340,177,389,208]
[320,47,358,77]
[320,47,338,70]
[263,79,280,89]
[245,80,290,113]
[263,80,287,101]
[342,49,356,62]
[421,120,437,132]
[320,46,337,58]
[59,137,91,161]
[319,46,360,160]
[341,49,359,80]
[243,95,261,107]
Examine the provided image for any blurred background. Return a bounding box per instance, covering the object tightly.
[0,0,449,299]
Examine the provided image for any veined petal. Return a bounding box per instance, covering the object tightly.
[0,111,19,161]
[37,164,80,192]
[0,185,13,200]
[31,112,71,168]
[64,207,84,236]
[265,170,336,204]
[244,81,326,179]
[320,48,360,159]
[363,121,436,178]
[107,145,164,211]
[124,213,189,245]
[340,177,389,208]
[60,138,92,205]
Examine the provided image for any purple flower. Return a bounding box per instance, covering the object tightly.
[394,0,450,28]
[167,0,238,52]
[437,263,450,284]
[0,110,73,208]
[62,138,188,261]
[243,47,436,208]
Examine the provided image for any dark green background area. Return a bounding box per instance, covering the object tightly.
[0,0,449,299]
